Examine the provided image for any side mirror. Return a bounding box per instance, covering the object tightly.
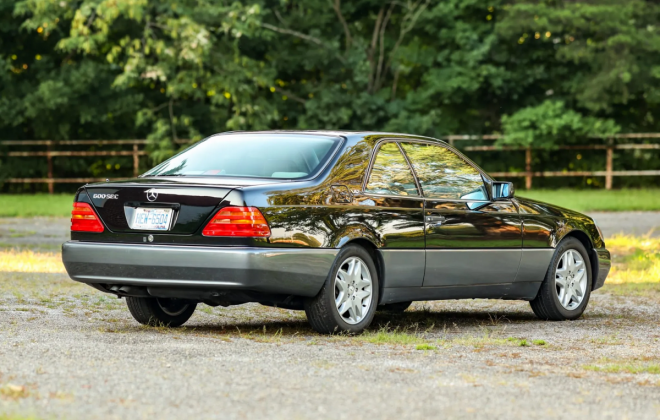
[492,181,514,201]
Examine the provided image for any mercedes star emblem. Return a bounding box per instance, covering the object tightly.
[146,189,158,202]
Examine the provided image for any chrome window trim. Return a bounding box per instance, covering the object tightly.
[362,139,422,198]
[397,139,492,202]
[397,139,493,181]
[362,137,496,202]
[396,142,424,196]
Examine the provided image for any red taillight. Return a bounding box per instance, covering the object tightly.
[202,206,271,237]
[71,202,104,232]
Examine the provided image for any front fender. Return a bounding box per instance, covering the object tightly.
[516,197,604,249]
[554,218,604,250]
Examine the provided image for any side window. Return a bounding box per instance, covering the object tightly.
[365,142,419,196]
[400,142,488,201]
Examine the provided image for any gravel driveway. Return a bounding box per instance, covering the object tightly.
[589,211,660,237]
[1,216,659,420]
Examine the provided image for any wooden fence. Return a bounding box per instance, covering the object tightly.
[443,133,660,189]
[2,133,660,193]
[2,140,147,193]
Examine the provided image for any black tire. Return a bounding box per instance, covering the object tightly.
[126,297,197,327]
[530,237,593,321]
[304,244,380,334]
[377,301,413,313]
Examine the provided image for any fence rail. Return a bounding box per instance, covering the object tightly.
[440,133,660,189]
[0,139,187,193]
[2,133,660,192]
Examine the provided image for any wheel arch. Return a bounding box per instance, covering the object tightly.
[561,229,599,290]
[342,238,386,305]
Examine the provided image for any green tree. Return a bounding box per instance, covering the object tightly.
[3,0,660,190]
[496,0,660,145]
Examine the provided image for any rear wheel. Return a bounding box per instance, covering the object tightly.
[126,297,197,327]
[378,301,412,313]
[530,237,592,321]
[304,244,379,334]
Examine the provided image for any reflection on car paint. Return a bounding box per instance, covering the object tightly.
[75,134,605,254]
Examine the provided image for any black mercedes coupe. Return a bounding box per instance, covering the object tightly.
[62,131,611,333]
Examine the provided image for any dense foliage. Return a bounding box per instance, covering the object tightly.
[2,0,660,190]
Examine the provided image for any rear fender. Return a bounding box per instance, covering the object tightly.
[328,224,381,249]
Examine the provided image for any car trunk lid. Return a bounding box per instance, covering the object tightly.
[85,179,239,234]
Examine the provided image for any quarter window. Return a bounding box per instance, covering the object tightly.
[400,142,488,201]
[365,143,419,196]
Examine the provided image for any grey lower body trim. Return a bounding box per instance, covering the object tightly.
[378,249,425,288]
[515,248,555,283]
[423,249,521,287]
[62,241,338,297]
[380,282,542,305]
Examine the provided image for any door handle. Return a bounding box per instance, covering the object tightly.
[426,215,446,226]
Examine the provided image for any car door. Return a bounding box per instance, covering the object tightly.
[399,141,522,288]
[357,141,426,288]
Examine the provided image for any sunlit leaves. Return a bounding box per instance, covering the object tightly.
[500,100,620,149]
[4,0,660,177]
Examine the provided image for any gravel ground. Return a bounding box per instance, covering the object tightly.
[0,218,69,251]
[1,216,659,420]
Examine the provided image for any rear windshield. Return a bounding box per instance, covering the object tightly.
[143,134,342,179]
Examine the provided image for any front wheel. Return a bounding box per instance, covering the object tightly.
[530,237,593,321]
[304,244,379,334]
[126,297,197,327]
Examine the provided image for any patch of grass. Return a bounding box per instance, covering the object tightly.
[360,326,429,346]
[415,343,437,351]
[0,384,31,400]
[590,335,622,345]
[0,194,73,217]
[8,230,36,238]
[605,283,660,300]
[532,339,546,346]
[0,270,83,308]
[584,362,660,374]
[47,391,74,401]
[0,250,65,273]
[0,415,42,420]
[601,235,660,300]
[454,334,516,348]
[502,337,533,347]
[0,242,62,253]
[519,189,660,212]
[606,235,660,283]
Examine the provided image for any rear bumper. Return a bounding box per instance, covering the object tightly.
[593,247,611,290]
[62,241,338,297]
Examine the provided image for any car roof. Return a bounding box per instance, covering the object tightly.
[213,130,445,144]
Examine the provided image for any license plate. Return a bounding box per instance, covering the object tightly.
[131,208,173,231]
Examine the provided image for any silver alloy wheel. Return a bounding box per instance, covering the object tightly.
[156,298,190,316]
[334,256,373,325]
[555,249,588,310]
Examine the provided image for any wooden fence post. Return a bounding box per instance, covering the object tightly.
[605,139,613,190]
[525,147,532,189]
[47,142,54,194]
[133,143,139,177]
